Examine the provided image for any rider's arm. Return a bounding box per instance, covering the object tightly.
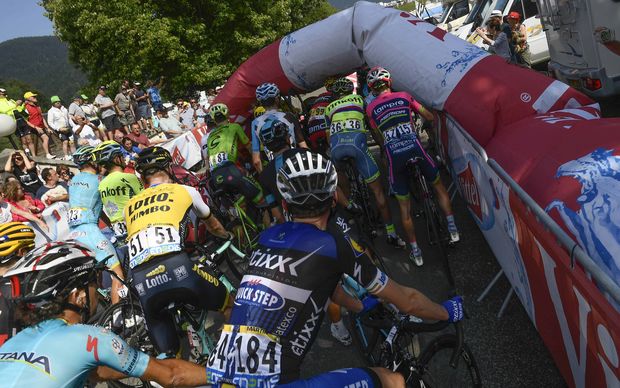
[286,112,307,149]
[251,120,263,172]
[184,184,229,239]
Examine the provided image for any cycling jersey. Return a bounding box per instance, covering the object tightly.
[124,183,210,269]
[366,91,438,199]
[99,171,143,237]
[68,171,119,268]
[206,123,249,170]
[252,110,304,159]
[206,221,388,386]
[258,148,302,207]
[304,92,332,154]
[325,94,379,183]
[68,172,102,226]
[0,318,150,387]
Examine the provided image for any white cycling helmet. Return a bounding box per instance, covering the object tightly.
[276,151,338,212]
[367,66,392,90]
[256,83,280,103]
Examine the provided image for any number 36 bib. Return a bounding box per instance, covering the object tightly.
[127,224,181,268]
[207,325,281,387]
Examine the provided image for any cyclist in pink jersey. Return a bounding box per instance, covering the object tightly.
[365,67,460,266]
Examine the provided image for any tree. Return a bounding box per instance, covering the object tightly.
[41,0,337,98]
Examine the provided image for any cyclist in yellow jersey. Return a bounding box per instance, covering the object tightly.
[325,77,406,248]
[124,146,233,356]
[94,141,143,241]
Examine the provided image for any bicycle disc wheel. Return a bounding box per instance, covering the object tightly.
[414,334,482,388]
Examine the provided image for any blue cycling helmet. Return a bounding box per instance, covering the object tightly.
[256,83,280,103]
[73,145,95,167]
[259,119,289,152]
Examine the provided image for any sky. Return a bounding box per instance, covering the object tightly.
[0,0,54,43]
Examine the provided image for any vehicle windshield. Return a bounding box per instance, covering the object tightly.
[439,3,454,23]
[464,0,492,24]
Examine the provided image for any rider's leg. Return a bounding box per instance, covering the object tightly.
[372,367,406,387]
[397,195,423,265]
[328,302,352,346]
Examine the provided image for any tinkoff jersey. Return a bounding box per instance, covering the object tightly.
[99,171,143,235]
[324,94,367,136]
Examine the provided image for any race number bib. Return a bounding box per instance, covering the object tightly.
[210,152,229,167]
[383,122,414,143]
[127,225,181,268]
[330,118,361,135]
[68,207,85,226]
[207,325,281,387]
[112,221,128,237]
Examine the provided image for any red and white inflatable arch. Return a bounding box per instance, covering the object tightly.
[213,3,620,386]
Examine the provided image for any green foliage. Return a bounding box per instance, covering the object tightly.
[42,0,337,98]
[0,37,87,106]
[396,1,420,12]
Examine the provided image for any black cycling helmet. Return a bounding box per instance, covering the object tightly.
[5,241,97,304]
[73,145,95,167]
[259,119,289,152]
[331,77,354,96]
[276,151,337,216]
[135,146,173,176]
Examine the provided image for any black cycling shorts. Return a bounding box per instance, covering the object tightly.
[132,251,230,355]
[211,161,263,204]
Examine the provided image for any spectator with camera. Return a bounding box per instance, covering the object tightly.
[3,150,41,196]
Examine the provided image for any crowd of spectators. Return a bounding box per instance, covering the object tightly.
[0,79,220,231]
[475,10,531,67]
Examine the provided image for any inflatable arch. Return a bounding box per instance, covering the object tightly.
[210,2,620,386]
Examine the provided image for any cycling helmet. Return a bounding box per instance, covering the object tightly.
[73,145,95,167]
[0,222,35,265]
[135,146,173,175]
[367,66,392,90]
[93,140,123,164]
[259,120,289,152]
[5,241,96,304]
[324,76,338,93]
[253,106,266,118]
[256,83,280,103]
[276,151,338,211]
[331,77,354,96]
[209,103,229,122]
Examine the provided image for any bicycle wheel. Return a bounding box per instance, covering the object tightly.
[413,334,482,388]
[348,313,386,366]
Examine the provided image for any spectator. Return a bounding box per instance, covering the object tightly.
[56,165,74,184]
[112,131,125,145]
[115,86,135,131]
[69,96,101,147]
[95,85,123,141]
[476,10,512,62]
[35,167,69,205]
[194,99,207,125]
[126,123,156,149]
[132,82,152,130]
[47,96,74,160]
[0,184,12,224]
[3,150,41,196]
[22,91,56,159]
[80,94,107,140]
[0,88,23,119]
[507,11,531,67]
[156,108,184,138]
[121,137,141,160]
[3,180,48,231]
[179,101,195,129]
[170,99,183,121]
[146,77,164,112]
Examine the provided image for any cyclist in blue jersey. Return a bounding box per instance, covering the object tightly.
[365,67,460,266]
[0,242,211,387]
[68,145,124,303]
[251,82,307,172]
[206,151,464,387]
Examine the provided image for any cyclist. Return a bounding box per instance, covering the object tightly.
[206,150,464,387]
[303,90,333,155]
[0,241,216,387]
[124,146,233,357]
[365,66,460,266]
[0,222,35,346]
[94,140,143,241]
[325,77,406,248]
[206,103,266,207]
[68,145,124,303]
[251,82,307,172]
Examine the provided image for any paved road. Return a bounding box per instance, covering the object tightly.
[300,156,567,387]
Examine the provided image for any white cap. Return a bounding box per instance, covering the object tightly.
[490,10,503,17]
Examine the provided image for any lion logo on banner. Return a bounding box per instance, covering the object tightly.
[546,148,620,284]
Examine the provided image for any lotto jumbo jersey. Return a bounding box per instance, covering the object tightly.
[0,319,149,387]
[324,94,367,137]
[366,91,423,145]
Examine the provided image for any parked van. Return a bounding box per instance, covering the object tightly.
[452,0,550,65]
[436,0,473,32]
[536,0,620,97]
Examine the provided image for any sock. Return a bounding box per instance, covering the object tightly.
[410,241,419,251]
[446,214,456,226]
[386,224,396,236]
